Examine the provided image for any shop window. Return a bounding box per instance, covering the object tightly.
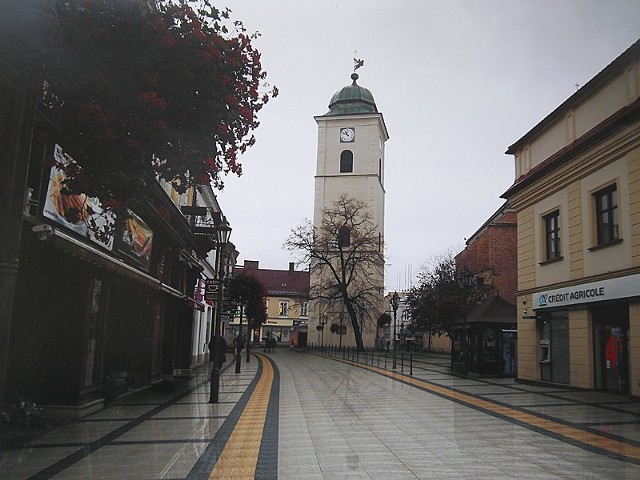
[593,183,619,246]
[340,150,353,173]
[543,209,561,261]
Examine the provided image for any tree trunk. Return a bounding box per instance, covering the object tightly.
[344,300,364,351]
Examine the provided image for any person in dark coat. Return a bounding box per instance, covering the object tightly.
[208,336,227,366]
[234,334,246,354]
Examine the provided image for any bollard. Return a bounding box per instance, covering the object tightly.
[384,351,387,369]
[410,352,413,376]
[401,352,404,373]
[342,345,346,359]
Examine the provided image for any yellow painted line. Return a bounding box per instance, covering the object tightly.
[210,354,273,479]
[333,355,640,462]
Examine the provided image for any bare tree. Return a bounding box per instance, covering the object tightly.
[284,195,384,351]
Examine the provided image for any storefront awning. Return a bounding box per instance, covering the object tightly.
[461,295,517,325]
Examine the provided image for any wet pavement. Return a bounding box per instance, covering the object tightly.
[2,350,640,479]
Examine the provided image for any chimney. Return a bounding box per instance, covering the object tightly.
[289,262,295,272]
[244,260,259,270]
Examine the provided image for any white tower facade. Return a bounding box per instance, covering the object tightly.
[310,72,389,349]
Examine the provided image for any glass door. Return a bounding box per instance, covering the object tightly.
[593,304,629,394]
[601,324,629,393]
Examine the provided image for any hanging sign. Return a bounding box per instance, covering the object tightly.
[204,279,219,301]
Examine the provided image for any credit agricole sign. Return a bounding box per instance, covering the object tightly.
[532,274,640,310]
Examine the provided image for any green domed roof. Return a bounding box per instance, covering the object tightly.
[325,73,378,116]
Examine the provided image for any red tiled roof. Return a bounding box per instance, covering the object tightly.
[235,266,309,296]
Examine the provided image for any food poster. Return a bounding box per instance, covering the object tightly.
[116,210,153,271]
[43,144,115,251]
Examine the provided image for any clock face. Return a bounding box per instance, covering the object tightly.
[340,127,355,142]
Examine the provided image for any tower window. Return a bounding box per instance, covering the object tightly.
[340,150,353,173]
[338,226,351,247]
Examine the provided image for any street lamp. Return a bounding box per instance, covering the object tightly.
[457,266,473,375]
[319,314,328,353]
[338,309,344,349]
[235,301,244,374]
[391,291,399,369]
[209,219,232,403]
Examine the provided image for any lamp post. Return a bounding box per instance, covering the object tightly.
[339,309,344,349]
[457,266,473,375]
[319,314,328,353]
[235,302,244,374]
[391,291,399,369]
[209,219,232,404]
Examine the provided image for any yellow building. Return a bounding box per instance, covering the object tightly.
[503,40,640,396]
[227,261,309,347]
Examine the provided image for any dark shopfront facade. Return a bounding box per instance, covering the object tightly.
[454,295,518,377]
[6,138,208,418]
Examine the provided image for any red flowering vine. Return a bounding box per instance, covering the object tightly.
[43,0,277,209]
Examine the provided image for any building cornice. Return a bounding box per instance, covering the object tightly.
[506,40,640,155]
[502,97,640,200]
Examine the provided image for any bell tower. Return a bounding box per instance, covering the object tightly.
[311,71,389,348]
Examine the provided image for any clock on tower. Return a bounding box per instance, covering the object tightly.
[340,127,355,142]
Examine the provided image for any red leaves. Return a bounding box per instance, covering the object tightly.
[217,123,229,135]
[238,106,253,122]
[125,138,142,149]
[140,91,167,111]
[204,156,219,172]
[161,35,178,47]
[45,0,277,204]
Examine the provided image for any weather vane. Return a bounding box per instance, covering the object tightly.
[353,49,364,72]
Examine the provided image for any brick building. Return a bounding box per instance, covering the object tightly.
[454,202,518,376]
[456,202,518,305]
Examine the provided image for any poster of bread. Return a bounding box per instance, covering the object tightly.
[116,210,153,271]
[43,145,115,251]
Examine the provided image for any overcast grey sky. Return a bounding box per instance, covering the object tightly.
[216,0,640,292]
